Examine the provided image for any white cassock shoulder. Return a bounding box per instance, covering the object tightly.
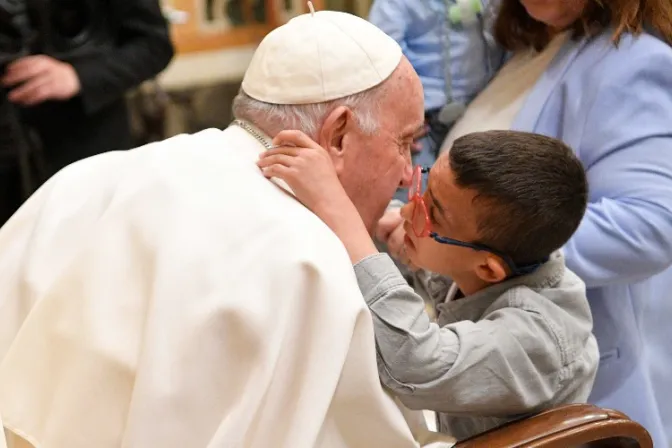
[0,128,455,448]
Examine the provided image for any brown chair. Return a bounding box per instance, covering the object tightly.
[454,404,653,448]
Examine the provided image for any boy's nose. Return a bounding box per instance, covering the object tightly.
[400,202,413,222]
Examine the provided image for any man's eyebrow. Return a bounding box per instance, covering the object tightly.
[403,123,426,140]
[411,124,426,138]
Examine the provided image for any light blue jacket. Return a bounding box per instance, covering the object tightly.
[511,30,672,448]
[369,0,503,110]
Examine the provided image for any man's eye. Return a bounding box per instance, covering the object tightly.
[413,126,429,142]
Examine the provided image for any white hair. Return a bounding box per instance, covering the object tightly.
[231,87,383,138]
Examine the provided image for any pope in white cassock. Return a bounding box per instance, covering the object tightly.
[0,7,456,448]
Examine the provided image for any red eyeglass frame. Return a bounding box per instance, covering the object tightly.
[408,166,432,238]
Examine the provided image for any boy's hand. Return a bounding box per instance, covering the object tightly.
[257,130,351,220]
[376,208,419,272]
[376,208,404,245]
[258,130,378,264]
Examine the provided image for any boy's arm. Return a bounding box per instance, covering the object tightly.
[355,253,591,417]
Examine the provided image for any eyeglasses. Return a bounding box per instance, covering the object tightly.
[408,166,544,277]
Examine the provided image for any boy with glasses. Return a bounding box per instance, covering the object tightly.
[257,129,599,441]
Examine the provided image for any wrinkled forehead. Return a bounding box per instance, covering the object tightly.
[384,99,424,141]
[378,59,425,135]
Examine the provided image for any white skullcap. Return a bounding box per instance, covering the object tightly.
[241,9,403,105]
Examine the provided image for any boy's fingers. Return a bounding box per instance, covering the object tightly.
[387,225,406,257]
[260,146,301,158]
[376,209,403,242]
[273,130,322,150]
[260,163,294,180]
[257,154,297,169]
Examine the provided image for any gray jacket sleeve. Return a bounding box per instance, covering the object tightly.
[354,253,569,417]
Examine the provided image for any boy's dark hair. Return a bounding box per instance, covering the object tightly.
[449,130,588,265]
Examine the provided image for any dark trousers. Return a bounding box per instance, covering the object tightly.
[0,98,132,226]
[0,163,23,225]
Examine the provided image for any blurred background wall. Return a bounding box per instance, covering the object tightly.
[129,0,373,145]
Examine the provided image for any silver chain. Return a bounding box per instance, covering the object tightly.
[232,119,273,149]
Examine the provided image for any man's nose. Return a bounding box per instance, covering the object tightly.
[399,162,413,188]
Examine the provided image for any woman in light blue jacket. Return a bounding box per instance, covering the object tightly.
[381,0,672,445]
[441,1,672,445]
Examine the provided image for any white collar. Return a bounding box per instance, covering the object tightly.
[444,282,460,304]
[229,120,298,198]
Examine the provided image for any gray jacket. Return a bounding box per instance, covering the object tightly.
[353,251,599,441]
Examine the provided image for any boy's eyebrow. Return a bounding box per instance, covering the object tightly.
[428,188,452,223]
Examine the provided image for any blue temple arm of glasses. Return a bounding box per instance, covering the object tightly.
[429,232,547,277]
[430,233,500,255]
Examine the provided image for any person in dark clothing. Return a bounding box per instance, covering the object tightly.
[0,0,174,224]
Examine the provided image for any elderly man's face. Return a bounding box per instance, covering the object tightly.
[320,58,425,233]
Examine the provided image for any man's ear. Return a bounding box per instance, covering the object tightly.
[474,254,509,284]
[318,106,353,174]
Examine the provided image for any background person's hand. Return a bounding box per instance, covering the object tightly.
[2,55,81,106]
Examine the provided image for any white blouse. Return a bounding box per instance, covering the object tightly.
[442,32,569,152]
